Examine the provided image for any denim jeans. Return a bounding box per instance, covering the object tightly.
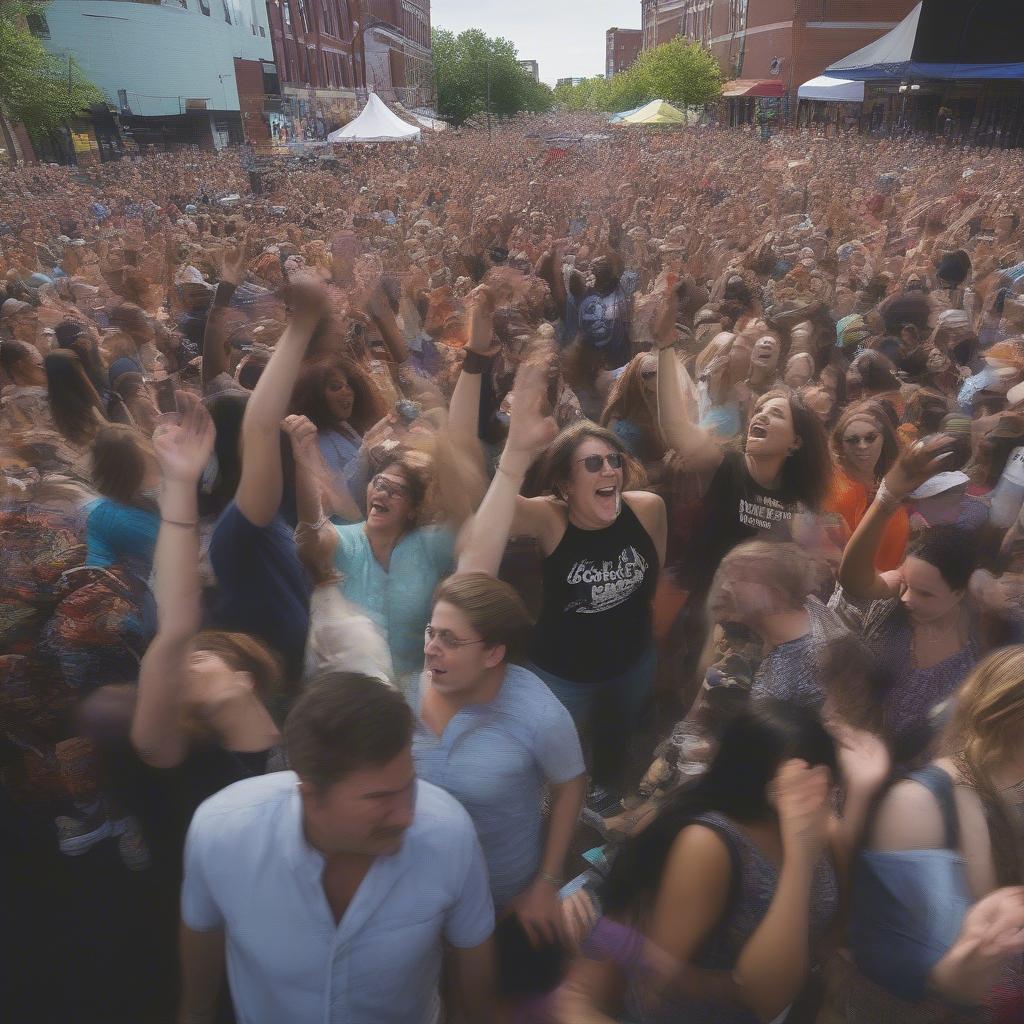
[528,646,656,789]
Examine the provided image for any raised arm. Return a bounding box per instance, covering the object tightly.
[234,281,328,527]
[653,280,723,471]
[367,286,410,365]
[733,760,831,1022]
[456,356,559,576]
[839,435,955,600]
[282,414,342,580]
[201,227,250,389]
[131,392,215,769]
[448,284,497,443]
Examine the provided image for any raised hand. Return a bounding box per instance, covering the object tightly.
[653,272,680,351]
[152,391,216,484]
[280,277,331,331]
[465,284,499,355]
[883,433,957,500]
[220,224,252,286]
[505,349,558,463]
[281,413,322,468]
[833,724,891,798]
[775,759,831,863]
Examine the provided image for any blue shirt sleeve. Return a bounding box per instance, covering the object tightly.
[443,817,496,949]
[533,690,586,785]
[85,499,160,570]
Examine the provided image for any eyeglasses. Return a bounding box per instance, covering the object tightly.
[370,474,409,500]
[577,453,625,473]
[424,625,486,650]
[843,432,879,447]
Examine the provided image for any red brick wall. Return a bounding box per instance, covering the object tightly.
[607,28,642,76]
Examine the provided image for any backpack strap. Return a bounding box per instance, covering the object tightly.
[908,764,960,850]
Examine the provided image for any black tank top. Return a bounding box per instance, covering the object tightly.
[531,499,658,682]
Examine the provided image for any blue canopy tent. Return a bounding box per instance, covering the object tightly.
[608,104,647,123]
[826,1,1024,81]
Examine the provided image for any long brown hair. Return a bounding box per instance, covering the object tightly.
[830,400,899,481]
[290,356,387,435]
[943,646,1024,885]
[44,349,107,445]
[600,354,661,461]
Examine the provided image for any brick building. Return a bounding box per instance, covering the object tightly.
[641,0,919,111]
[606,27,642,78]
[266,0,433,139]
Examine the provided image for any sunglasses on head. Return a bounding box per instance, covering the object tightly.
[844,431,879,446]
[578,453,625,473]
[370,474,409,499]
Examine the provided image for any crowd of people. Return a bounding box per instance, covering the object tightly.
[4,118,1024,1023]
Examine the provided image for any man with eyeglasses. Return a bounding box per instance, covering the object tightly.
[179,674,496,1024]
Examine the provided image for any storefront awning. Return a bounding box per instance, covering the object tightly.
[797,76,865,102]
[721,79,786,98]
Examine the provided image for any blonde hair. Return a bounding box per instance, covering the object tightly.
[943,645,1024,884]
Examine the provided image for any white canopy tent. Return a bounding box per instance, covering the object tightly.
[327,94,421,143]
[797,76,866,102]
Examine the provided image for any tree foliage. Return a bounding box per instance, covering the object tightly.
[432,27,553,126]
[0,1,104,142]
[553,37,721,114]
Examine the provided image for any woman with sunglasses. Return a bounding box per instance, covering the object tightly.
[459,359,666,803]
[291,418,483,692]
[824,401,908,572]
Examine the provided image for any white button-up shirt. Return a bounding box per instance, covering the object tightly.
[181,772,494,1024]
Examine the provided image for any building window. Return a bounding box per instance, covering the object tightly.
[260,25,265,35]
[221,0,232,23]
[282,1,292,28]
[297,0,309,32]
[26,11,49,37]
[198,0,211,15]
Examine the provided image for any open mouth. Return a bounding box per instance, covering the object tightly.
[748,423,768,439]
[596,485,618,499]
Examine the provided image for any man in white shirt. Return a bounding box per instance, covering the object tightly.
[179,673,496,1024]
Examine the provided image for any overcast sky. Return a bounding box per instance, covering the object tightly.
[431,0,640,86]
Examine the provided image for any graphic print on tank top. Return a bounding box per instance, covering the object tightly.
[565,545,651,615]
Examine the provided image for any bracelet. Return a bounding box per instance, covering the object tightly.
[496,463,525,482]
[161,517,198,528]
[874,480,901,510]
[539,871,563,887]
[461,349,494,375]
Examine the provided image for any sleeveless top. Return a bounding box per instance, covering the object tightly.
[627,811,840,1024]
[530,499,658,682]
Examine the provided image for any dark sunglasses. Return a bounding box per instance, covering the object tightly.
[370,474,409,499]
[843,431,879,447]
[578,453,624,473]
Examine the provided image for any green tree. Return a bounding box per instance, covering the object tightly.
[0,1,103,145]
[432,27,553,126]
[553,36,721,114]
[633,36,722,109]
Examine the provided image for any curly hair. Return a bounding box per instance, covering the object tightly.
[290,356,388,435]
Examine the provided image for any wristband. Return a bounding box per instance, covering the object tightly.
[539,871,563,887]
[875,480,901,510]
[161,517,198,528]
[461,349,493,375]
[496,463,525,482]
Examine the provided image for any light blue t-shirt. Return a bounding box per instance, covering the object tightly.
[182,773,494,1024]
[411,664,585,908]
[333,523,456,678]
